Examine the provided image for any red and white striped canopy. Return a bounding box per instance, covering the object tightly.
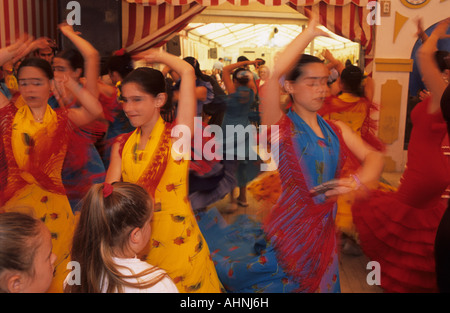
[123,0,375,72]
[0,0,375,72]
[126,0,370,6]
[0,0,57,48]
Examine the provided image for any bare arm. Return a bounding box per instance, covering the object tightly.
[311,120,384,197]
[0,37,33,108]
[322,49,344,75]
[415,17,428,43]
[222,60,259,95]
[105,140,123,183]
[337,121,384,186]
[59,23,100,99]
[53,75,103,127]
[417,18,450,114]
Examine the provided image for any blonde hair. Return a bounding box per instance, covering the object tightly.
[0,212,43,293]
[66,182,167,293]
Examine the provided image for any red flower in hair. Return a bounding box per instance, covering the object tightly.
[103,183,114,198]
[114,48,126,56]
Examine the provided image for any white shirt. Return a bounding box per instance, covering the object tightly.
[100,257,179,293]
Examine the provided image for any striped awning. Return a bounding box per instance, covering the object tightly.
[126,0,370,6]
[0,0,375,72]
[123,0,375,72]
[0,0,58,48]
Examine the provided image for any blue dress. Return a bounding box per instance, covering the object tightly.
[198,109,341,293]
[221,86,260,187]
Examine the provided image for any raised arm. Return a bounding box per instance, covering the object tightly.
[0,37,32,108]
[417,18,450,114]
[310,120,384,198]
[134,49,196,135]
[261,14,328,126]
[53,75,103,127]
[59,23,100,99]
[222,60,259,94]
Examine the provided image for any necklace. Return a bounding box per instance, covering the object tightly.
[34,115,44,122]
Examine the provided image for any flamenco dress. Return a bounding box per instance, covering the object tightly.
[352,97,450,292]
[116,116,222,293]
[0,102,75,293]
[198,109,347,292]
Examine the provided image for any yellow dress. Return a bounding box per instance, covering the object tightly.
[121,117,222,293]
[1,104,74,293]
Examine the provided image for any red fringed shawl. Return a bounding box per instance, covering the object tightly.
[0,103,71,206]
[263,114,359,292]
[319,95,385,152]
[116,122,173,199]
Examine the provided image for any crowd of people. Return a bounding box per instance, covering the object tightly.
[0,14,449,294]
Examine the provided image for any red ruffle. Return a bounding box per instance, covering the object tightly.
[352,190,447,292]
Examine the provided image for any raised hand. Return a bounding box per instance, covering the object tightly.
[58,22,82,36]
[0,35,33,66]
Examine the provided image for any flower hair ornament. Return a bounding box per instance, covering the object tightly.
[114,48,126,56]
[103,182,114,198]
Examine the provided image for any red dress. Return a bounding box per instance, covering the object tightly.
[352,97,450,292]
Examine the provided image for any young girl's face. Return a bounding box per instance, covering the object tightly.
[286,62,329,112]
[121,82,162,128]
[22,223,56,293]
[18,66,51,109]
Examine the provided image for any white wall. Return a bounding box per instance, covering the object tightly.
[372,0,450,172]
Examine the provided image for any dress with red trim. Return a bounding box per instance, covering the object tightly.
[352,97,450,293]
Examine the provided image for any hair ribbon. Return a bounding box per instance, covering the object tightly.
[103,182,114,198]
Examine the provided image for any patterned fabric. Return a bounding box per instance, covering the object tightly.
[120,117,223,293]
[199,110,345,293]
[0,102,74,293]
[49,96,106,213]
[264,110,341,293]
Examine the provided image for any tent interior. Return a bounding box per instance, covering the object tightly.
[178,2,361,72]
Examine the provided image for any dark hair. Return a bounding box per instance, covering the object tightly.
[340,65,364,97]
[255,58,265,65]
[286,54,324,81]
[441,84,450,135]
[122,67,174,123]
[435,50,450,73]
[183,56,210,83]
[106,53,134,80]
[17,58,54,80]
[237,56,249,62]
[232,67,250,86]
[0,212,42,292]
[54,49,84,75]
